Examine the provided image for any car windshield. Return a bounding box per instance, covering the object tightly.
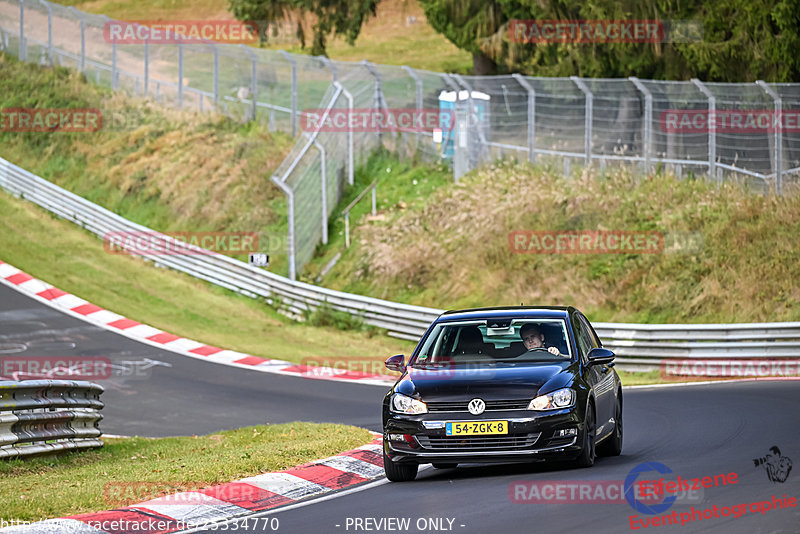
[411,318,572,366]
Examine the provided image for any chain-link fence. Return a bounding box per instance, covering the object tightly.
[2,0,799,279]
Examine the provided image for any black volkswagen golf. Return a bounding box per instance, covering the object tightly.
[382,306,622,481]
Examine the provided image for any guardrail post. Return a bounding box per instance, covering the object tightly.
[279,50,298,137]
[39,0,52,65]
[571,76,593,166]
[629,77,653,174]
[271,176,296,280]
[334,81,354,186]
[757,80,783,195]
[691,78,717,183]
[512,73,536,164]
[240,45,258,122]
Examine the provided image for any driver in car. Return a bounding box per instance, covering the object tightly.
[520,323,562,356]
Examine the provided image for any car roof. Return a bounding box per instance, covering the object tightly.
[438,306,574,322]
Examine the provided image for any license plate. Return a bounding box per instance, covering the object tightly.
[445,420,508,436]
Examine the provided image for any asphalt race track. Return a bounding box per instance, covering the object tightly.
[0,284,386,436]
[2,283,799,534]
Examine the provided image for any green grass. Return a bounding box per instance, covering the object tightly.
[0,188,414,364]
[312,157,800,324]
[0,423,372,522]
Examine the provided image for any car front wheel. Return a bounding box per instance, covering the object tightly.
[575,403,596,468]
[383,444,418,482]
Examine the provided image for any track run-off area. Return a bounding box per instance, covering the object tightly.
[0,277,798,534]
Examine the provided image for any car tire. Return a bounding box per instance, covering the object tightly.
[383,447,418,482]
[575,402,596,468]
[432,463,457,469]
[597,396,622,457]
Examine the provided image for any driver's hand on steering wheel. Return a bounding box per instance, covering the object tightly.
[547,346,560,356]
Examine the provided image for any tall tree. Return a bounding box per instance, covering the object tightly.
[228,0,379,56]
[418,0,506,75]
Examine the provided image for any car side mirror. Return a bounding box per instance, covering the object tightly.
[385,354,406,372]
[587,347,615,366]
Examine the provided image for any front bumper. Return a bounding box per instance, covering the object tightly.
[383,408,583,465]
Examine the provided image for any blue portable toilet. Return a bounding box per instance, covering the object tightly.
[437,90,491,160]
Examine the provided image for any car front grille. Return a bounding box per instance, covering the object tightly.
[415,433,541,452]
[426,400,530,413]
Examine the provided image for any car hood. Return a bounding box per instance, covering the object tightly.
[396,361,576,401]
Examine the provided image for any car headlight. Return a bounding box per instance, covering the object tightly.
[527,388,575,411]
[391,393,428,414]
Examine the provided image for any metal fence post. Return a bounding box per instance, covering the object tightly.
[756,80,783,195]
[271,176,296,281]
[67,7,85,72]
[310,136,328,244]
[333,81,354,185]
[177,42,184,108]
[144,38,149,96]
[240,45,258,122]
[691,79,716,182]
[212,44,219,106]
[629,77,653,173]
[453,74,489,168]
[571,76,593,166]
[39,0,52,65]
[279,50,298,137]
[18,0,25,61]
[440,73,463,181]
[320,56,338,82]
[512,73,536,164]
[362,60,387,145]
[402,65,423,148]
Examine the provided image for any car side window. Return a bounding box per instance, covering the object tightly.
[578,315,599,350]
[571,315,590,361]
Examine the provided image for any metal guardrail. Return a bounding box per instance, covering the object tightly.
[0,380,104,458]
[2,156,799,370]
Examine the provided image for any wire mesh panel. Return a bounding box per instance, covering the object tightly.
[3,0,800,277]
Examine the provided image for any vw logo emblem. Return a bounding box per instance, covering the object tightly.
[468,398,486,415]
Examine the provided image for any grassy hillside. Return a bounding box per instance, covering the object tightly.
[312,158,800,323]
[0,53,298,273]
